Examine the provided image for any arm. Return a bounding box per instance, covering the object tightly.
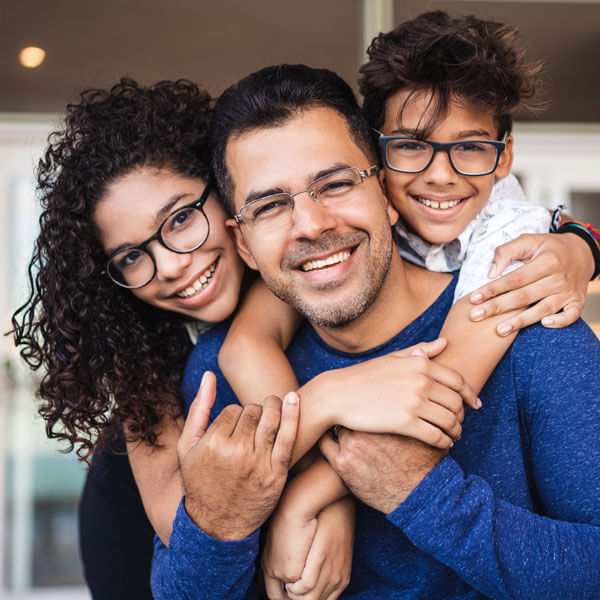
[320,324,600,599]
[219,278,303,404]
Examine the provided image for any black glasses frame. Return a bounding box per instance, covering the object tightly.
[105,181,212,289]
[374,130,507,176]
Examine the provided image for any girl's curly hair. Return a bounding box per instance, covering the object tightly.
[11,78,214,461]
[359,10,545,137]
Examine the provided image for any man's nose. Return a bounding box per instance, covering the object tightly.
[289,192,337,239]
[152,243,193,280]
[422,150,459,186]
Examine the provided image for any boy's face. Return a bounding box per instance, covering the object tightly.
[380,89,513,245]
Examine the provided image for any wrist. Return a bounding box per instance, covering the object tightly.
[299,370,340,432]
[183,496,256,541]
[558,223,600,280]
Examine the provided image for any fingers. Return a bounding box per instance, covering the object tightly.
[426,361,480,410]
[271,392,300,470]
[541,301,583,328]
[318,432,341,467]
[178,371,217,453]
[488,234,540,278]
[255,395,283,454]
[264,575,286,600]
[395,337,447,359]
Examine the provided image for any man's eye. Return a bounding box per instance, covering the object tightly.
[318,179,355,196]
[252,198,290,219]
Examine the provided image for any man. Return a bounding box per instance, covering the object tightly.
[152,65,600,599]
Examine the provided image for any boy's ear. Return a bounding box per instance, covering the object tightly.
[495,135,514,178]
[225,218,259,271]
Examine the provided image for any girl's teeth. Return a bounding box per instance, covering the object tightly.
[301,251,351,272]
[177,262,217,298]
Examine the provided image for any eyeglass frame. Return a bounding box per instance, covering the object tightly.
[105,181,212,289]
[232,165,381,229]
[373,129,508,176]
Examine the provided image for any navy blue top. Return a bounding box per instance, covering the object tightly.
[152,274,600,599]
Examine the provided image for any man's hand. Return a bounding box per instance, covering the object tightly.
[177,371,300,541]
[319,429,445,514]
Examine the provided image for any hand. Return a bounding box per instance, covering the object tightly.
[319,430,445,514]
[177,371,300,540]
[322,338,479,451]
[265,498,355,600]
[469,232,592,335]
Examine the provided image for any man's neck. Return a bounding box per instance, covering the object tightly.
[313,253,452,353]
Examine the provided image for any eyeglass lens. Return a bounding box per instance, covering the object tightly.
[241,168,364,231]
[385,140,499,175]
[108,205,209,288]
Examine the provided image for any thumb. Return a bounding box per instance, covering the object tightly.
[408,337,447,358]
[489,234,537,278]
[318,432,341,466]
[179,371,216,451]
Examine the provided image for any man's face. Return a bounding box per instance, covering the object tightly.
[226,107,398,328]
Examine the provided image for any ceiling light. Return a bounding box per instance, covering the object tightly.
[19,46,46,69]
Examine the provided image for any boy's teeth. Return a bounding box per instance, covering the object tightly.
[417,197,462,209]
[301,251,351,272]
[177,262,217,298]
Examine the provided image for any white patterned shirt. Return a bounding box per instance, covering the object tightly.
[394,174,551,301]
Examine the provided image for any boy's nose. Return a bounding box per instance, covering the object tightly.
[290,192,337,240]
[152,243,193,280]
[422,150,459,185]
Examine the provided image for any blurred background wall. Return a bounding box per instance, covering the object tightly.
[0,0,599,597]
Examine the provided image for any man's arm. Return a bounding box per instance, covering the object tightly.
[150,373,300,600]
[320,323,600,599]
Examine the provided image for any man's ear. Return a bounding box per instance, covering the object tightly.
[495,135,514,179]
[226,218,258,270]
[377,170,399,227]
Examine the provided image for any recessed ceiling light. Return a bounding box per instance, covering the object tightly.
[19,46,46,69]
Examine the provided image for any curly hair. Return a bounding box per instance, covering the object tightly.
[11,78,214,461]
[359,10,545,137]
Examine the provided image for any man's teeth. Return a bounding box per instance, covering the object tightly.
[416,197,463,209]
[301,251,351,272]
[177,262,217,298]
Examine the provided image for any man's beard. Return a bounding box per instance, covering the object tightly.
[260,230,394,328]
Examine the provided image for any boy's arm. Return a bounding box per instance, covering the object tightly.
[219,279,303,404]
[126,412,184,545]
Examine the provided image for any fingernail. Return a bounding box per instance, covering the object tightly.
[470,292,483,303]
[470,307,485,321]
[488,262,498,278]
[476,397,482,409]
[498,324,513,336]
[285,391,299,405]
[200,371,209,387]
[541,317,554,327]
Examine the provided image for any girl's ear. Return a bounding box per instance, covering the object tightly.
[226,219,258,270]
[495,135,514,178]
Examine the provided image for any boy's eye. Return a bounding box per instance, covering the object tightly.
[390,140,428,153]
[454,142,488,153]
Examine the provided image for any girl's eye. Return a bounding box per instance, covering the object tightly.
[116,249,144,271]
[168,207,194,230]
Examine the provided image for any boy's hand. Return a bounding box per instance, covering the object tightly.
[469,232,591,335]
[265,498,354,600]
[321,338,479,450]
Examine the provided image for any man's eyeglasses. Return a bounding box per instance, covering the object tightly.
[106,182,211,289]
[374,130,507,176]
[233,166,381,233]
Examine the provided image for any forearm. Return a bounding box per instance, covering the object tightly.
[389,457,600,599]
[151,501,258,600]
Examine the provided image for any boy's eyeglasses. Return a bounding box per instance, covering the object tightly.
[105,182,212,289]
[233,166,380,233]
[374,130,507,176]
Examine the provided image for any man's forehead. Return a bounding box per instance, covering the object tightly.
[224,107,369,207]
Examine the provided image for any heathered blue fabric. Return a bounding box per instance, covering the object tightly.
[152,274,600,599]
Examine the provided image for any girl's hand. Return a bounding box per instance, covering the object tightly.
[321,338,479,450]
[264,497,355,600]
[469,232,592,335]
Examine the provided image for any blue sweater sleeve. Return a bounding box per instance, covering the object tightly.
[387,323,600,599]
[150,500,259,600]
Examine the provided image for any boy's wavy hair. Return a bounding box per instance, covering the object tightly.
[359,10,545,137]
[11,78,213,461]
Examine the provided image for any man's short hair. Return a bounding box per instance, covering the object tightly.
[359,10,545,138]
[211,64,378,214]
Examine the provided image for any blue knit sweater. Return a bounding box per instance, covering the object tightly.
[152,275,600,599]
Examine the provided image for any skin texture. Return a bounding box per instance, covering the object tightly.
[379,89,513,246]
[94,167,245,323]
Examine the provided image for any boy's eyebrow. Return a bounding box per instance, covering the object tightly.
[388,127,495,139]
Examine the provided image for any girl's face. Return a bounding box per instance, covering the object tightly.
[94,167,245,323]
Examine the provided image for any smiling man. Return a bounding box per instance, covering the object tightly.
[151,65,600,599]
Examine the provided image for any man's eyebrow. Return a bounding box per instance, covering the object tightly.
[242,163,352,205]
[105,193,193,256]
